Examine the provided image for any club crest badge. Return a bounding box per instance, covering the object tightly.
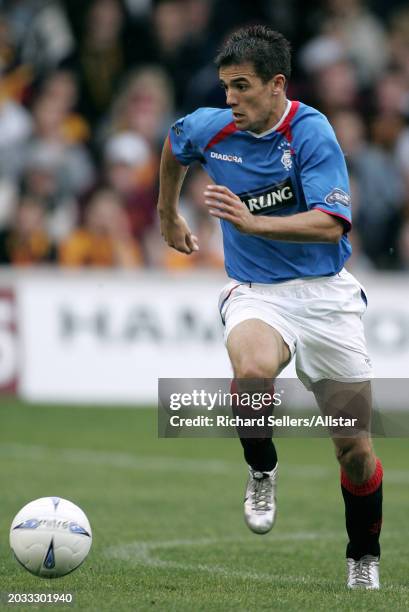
[278,140,292,171]
[281,149,292,171]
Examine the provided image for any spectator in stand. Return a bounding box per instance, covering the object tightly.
[102,65,175,151]
[0,12,33,100]
[3,0,74,75]
[152,0,188,100]
[20,143,79,244]
[19,83,95,244]
[332,109,405,268]
[23,87,95,223]
[61,0,157,77]
[0,91,32,180]
[389,7,409,83]
[103,131,157,255]
[39,69,90,144]
[374,69,409,118]
[62,0,130,129]
[0,2,406,273]
[152,0,212,111]
[0,87,32,227]
[297,0,389,112]
[299,37,360,115]
[315,58,360,115]
[372,68,409,216]
[0,14,29,228]
[318,0,388,88]
[0,13,18,75]
[0,195,56,265]
[59,188,142,267]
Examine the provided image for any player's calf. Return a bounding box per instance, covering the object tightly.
[338,444,383,588]
[230,378,278,471]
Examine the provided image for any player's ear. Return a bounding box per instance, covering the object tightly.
[272,74,286,95]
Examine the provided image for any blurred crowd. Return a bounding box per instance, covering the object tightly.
[0,0,408,271]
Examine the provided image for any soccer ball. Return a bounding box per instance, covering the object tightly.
[10,497,92,578]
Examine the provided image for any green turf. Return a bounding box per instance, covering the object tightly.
[0,399,407,611]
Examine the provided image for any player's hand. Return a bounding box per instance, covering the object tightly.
[159,212,199,254]
[204,185,257,233]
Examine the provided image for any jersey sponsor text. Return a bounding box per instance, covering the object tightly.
[239,178,296,215]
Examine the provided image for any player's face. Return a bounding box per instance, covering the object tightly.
[219,62,285,133]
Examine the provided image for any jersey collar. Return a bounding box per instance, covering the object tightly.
[247,99,292,138]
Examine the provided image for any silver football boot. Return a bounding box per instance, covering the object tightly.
[244,464,278,534]
[347,555,380,590]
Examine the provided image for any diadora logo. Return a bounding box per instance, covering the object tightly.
[238,178,296,215]
[210,152,243,163]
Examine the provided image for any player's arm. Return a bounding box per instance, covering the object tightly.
[157,136,199,254]
[205,185,344,243]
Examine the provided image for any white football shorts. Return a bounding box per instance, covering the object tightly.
[218,268,373,389]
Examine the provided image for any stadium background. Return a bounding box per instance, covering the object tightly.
[0,1,408,610]
[0,0,409,401]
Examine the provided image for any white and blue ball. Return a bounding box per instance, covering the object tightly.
[10,497,92,578]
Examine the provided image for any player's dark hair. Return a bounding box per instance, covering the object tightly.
[215,25,291,83]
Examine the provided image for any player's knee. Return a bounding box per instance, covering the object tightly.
[336,440,373,481]
[234,360,273,379]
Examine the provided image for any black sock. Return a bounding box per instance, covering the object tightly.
[341,459,383,560]
[230,378,277,471]
[239,437,278,472]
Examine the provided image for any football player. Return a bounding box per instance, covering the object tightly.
[158,25,382,590]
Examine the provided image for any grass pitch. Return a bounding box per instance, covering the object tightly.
[0,399,408,611]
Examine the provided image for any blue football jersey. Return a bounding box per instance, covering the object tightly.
[169,100,352,283]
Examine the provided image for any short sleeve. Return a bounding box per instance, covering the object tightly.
[296,116,352,232]
[168,110,205,166]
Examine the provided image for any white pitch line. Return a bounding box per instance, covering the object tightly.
[106,531,335,556]
[0,443,408,483]
[0,443,229,474]
[104,533,339,585]
[0,443,331,477]
[105,535,409,589]
[0,443,337,479]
